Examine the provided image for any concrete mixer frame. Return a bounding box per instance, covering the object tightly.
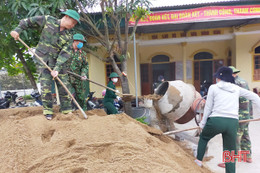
[194,95,207,127]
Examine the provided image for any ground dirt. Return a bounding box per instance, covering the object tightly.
[0,106,212,173]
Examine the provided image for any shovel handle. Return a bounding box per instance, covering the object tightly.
[67,71,121,94]
[163,127,200,135]
[18,37,88,119]
[164,118,260,135]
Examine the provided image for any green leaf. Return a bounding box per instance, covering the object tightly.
[30,3,39,7]
[39,7,44,15]
[23,31,28,40]
[21,2,27,10]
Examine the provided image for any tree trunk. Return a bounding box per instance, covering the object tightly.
[17,49,38,91]
[120,60,132,116]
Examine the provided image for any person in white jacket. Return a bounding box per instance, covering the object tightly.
[194,66,260,173]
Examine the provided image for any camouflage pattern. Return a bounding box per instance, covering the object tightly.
[69,50,89,110]
[237,123,251,158]
[235,76,252,158]
[15,15,73,114]
[40,69,72,114]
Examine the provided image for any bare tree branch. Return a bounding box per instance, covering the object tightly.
[75,0,104,39]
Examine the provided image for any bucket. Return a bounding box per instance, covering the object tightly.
[143,98,153,108]
[131,107,151,124]
[155,80,196,124]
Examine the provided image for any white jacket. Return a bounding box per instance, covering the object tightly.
[200,80,260,128]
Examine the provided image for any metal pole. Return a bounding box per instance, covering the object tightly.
[22,73,26,96]
[0,82,2,98]
[134,33,138,107]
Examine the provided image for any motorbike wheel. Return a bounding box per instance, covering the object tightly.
[16,96,26,106]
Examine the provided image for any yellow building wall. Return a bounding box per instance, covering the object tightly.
[138,40,232,85]
[234,33,260,89]
[88,44,141,97]
[139,44,182,63]
[186,41,231,61]
[88,53,106,98]
[127,43,141,96]
[88,26,260,97]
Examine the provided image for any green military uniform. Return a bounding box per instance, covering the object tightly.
[235,76,253,158]
[103,72,119,115]
[69,49,89,110]
[14,15,73,115]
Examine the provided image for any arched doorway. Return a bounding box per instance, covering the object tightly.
[152,55,175,87]
[193,52,223,92]
[253,46,260,81]
[140,54,175,95]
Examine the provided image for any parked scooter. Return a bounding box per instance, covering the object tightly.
[86,91,103,110]
[30,90,43,106]
[0,95,10,109]
[0,91,26,109]
[200,80,209,97]
[114,96,124,113]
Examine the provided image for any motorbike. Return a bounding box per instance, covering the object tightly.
[200,80,209,97]
[0,91,26,109]
[30,90,43,106]
[114,96,124,113]
[86,91,103,110]
[0,96,10,109]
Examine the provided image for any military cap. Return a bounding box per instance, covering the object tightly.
[73,33,86,42]
[229,66,240,74]
[61,9,81,24]
[109,72,119,78]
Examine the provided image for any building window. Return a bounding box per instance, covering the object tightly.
[213,30,221,35]
[172,33,176,38]
[194,52,213,60]
[105,64,121,86]
[152,35,158,39]
[162,34,168,39]
[151,55,170,63]
[191,32,197,36]
[201,31,209,35]
[105,56,121,86]
[180,32,186,37]
[254,46,260,80]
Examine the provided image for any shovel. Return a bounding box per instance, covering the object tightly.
[67,71,132,99]
[17,38,88,119]
[164,118,260,135]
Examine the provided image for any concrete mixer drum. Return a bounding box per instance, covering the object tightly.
[154,80,197,125]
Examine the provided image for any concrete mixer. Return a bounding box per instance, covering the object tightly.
[149,80,205,132]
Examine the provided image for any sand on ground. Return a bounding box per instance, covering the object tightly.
[0,106,212,173]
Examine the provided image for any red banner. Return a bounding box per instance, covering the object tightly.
[129,5,260,26]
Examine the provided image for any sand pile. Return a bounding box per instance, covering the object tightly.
[0,107,211,173]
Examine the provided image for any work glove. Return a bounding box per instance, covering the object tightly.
[81,76,87,80]
[199,121,205,129]
[51,70,59,78]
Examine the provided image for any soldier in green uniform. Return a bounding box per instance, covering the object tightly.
[103,72,119,115]
[10,9,81,120]
[69,33,89,111]
[218,66,253,168]
[230,66,253,163]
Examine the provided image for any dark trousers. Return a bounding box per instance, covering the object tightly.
[197,117,238,173]
[104,101,118,115]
